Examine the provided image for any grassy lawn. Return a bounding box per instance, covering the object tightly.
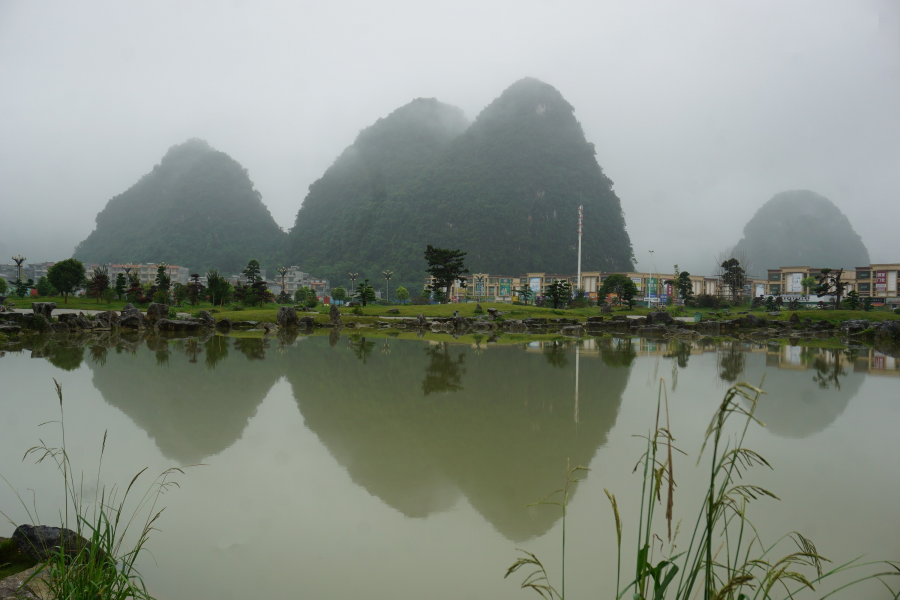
[0,537,37,579]
[10,296,897,326]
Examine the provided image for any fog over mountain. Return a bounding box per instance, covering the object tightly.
[2,1,899,275]
[733,190,871,273]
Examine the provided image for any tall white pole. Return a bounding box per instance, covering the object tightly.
[577,205,583,292]
[649,250,655,306]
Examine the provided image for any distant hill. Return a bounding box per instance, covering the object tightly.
[74,139,285,274]
[733,190,870,272]
[288,79,634,292]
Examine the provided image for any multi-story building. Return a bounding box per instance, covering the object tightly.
[426,270,729,304]
[855,264,900,307]
[106,263,191,285]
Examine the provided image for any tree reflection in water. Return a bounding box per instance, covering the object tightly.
[718,341,746,383]
[47,345,85,371]
[600,337,636,368]
[204,335,229,370]
[812,348,848,390]
[543,340,569,369]
[233,337,268,361]
[421,342,466,395]
[89,344,108,367]
[348,335,375,363]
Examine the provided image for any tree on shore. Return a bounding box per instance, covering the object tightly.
[0,277,7,295]
[242,259,262,284]
[87,266,111,303]
[355,279,376,306]
[667,267,693,302]
[154,264,171,303]
[206,269,228,306]
[114,273,127,299]
[545,279,571,309]
[395,286,409,304]
[598,274,638,308]
[331,286,348,304]
[47,258,86,305]
[516,284,534,305]
[815,268,847,310]
[36,276,56,297]
[424,245,468,303]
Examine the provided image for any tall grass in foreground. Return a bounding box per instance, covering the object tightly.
[1,379,188,600]
[507,381,900,599]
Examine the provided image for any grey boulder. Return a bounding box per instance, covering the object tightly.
[276,306,300,328]
[31,302,57,319]
[13,524,89,562]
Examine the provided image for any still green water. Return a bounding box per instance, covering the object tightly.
[1,333,898,599]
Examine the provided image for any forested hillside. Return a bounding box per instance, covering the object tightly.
[74,139,285,274]
[733,190,870,272]
[288,98,469,291]
[288,79,634,293]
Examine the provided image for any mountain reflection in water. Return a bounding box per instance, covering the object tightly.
[53,331,889,542]
[76,333,631,541]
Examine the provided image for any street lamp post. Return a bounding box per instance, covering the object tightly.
[648,250,655,307]
[12,255,26,283]
[475,275,486,302]
[382,270,393,304]
[349,273,358,299]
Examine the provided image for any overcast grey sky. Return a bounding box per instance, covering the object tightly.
[1,0,898,276]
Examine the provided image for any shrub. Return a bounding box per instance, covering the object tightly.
[232,303,245,311]
[895,308,900,315]
[352,305,364,316]
[686,293,720,309]
[168,308,177,319]
[305,297,319,309]
[30,314,51,333]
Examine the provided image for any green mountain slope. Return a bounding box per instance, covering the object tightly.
[289,79,634,292]
[733,190,870,272]
[74,139,285,274]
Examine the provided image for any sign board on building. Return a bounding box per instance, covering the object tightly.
[499,278,511,296]
[648,277,658,298]
[876,271,887,292]
[529,277,541,296]
[475,280,485,296]
[631,277,642,287]
[788,273,803,293]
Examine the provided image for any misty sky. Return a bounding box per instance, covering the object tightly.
[1,1,898,277]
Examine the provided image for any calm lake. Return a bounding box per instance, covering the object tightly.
[1,332,899,599]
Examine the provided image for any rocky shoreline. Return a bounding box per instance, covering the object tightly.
[1,304,898,357]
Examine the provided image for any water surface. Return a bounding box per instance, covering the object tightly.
[1,333,898,599]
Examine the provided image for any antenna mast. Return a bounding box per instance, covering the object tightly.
[576,203,583,292]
